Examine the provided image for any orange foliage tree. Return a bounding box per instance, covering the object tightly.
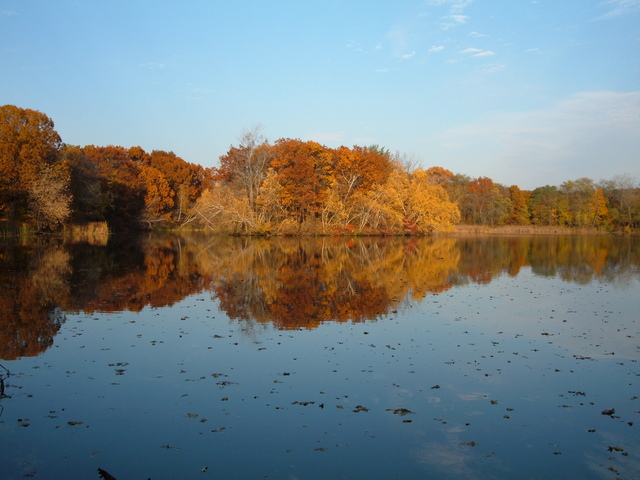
[148,150,208,222]
[0,105,63,227]
[269,139,334,227]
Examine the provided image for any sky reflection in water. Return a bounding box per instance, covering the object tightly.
[0,234,638,479]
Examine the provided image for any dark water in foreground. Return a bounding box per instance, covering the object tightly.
[0,234,638,479]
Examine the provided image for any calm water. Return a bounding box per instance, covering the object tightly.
[0,234,638,480]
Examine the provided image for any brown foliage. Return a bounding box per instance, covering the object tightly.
[270,139,334,224]
[28,163,73,231]
[0,105,62,225]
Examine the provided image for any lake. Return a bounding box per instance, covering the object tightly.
[0,234,638,479]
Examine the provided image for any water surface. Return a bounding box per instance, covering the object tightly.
[1,234,638,479]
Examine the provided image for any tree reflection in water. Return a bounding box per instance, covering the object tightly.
[1,233,638,359]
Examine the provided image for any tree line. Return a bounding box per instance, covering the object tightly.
[1,104,639,235]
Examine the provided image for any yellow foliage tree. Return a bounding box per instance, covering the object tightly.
[406,169,461,234]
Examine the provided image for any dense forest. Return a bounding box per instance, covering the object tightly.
[2,104,639,236]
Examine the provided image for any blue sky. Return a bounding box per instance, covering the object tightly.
[1,0,638,189]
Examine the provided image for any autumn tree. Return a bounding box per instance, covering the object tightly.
[28,163,73,231]
[560,178,598,227]
[62,145,114,224]
[255,168,287,231]
[600,174,640,229]
[270,139,334,226]
[127,145,152,165]
[216,126,272,211]
[148,149,208,222]
[405,169,461,233]
[463,177,511,225]
[0,105,62,227]
[332,145,392,202]
[424,166,455,186]
[138,164,175,227]
[529,185,569,225]
[506,185,530,225]
[587,188,609,228]
[442,173,471,208]
[323,145,393,233]
[355,161,408,233]
[80,145,145,230]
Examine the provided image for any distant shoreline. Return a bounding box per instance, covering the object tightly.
[451,224,631,235]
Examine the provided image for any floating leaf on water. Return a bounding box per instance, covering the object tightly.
[387,408,414,416]
[216,380,236,386]
[601,408,615,416]
[187,413,198,418]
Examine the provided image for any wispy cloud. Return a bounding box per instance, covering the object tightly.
[427,0,474,10]
[472,50,495,57]
[429,0,474,29]
[596,0,640,19]
[477,63,505,73]
[468,31,487,38]
[307,131,345,144]
[460,48,495,57]
[441,14,468,29]
[345,40,363,52]
[1,9,18,15]
[182,83,212,101]
[422,91,640,188]
[140,62,165,69]
[429,45,445,52]
[386,24,415,59]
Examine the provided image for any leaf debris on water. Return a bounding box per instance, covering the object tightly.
[387,408,414,416]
